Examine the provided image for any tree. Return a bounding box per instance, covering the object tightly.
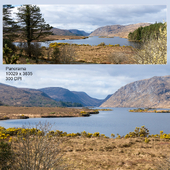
[16,5,53,58]
[3,5,19,50]
[132,22,167,64]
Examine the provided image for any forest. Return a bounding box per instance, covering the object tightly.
[128,22,165,42]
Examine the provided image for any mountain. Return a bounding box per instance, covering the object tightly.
[51,28,75,36]
[39,87,109,106]
[69,29,90,36]
[0,83,60,107]
[51,28,90,36]
[0,83,111,107]
[90,23,151,38]
[100,76,170,108]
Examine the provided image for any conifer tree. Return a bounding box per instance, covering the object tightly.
[3,5,19,49]
[16,5,53,58]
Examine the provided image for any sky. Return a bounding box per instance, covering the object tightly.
[0,0,169,100]
[11,4,167,33]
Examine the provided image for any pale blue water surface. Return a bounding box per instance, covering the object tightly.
[1,107,170,137]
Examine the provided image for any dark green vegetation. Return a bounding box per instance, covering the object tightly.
[3,4,52,64]
[3,5,20,64]
[59,101,83,107]
[128,22,165,42]
[16,5,52,60]
[128,22,167,64]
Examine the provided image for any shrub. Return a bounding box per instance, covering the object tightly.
[92,132,100,137]
[51,45,75,64]
[98,42,105,46]
[145,137,150,143]
[3,44,19,64]
[107,52,131,64]
[0,140,13,170]
[111,134,115,138]
[132,22,167,64]
[11,122,65,169]
[125,126,149,138]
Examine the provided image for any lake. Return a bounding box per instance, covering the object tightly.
[1,107,170,137]
[41,36,138,47]
[14,37,139,48]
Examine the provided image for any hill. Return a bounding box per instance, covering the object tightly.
[100,75,170,108]
[0,83,59,107]
[39,87,109,106]
[90,23,151,38]
[69,29,90,36]
[51,28,75,36]
[51,28,90,36]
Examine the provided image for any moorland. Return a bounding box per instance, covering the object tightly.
[1,123,170,170]
[3,4,167,64]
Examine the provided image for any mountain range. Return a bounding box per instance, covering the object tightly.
[51,28,90,36]
[51,23,151,38]
[101,75,170,108]
[1,75,170,108]
[39,87,111,107]
[0,83,59,107]
[89,23,151,38]
[0,83,109,107]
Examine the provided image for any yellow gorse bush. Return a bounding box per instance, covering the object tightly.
[0,125,170,140]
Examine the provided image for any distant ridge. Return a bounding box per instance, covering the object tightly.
[0,83,111,107]
[90,23,151,38]
[39,87,110,106]
[69,29,90,36]
[51,28,90,36]
[100,75,170,108]
[0,83,59,107]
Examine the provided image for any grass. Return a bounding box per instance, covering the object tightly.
[4,38,136,64]
[0,106,99,120]
[1,125,170,169]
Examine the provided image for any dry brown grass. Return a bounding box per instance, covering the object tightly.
[10,45,136,64]
[59,137,170,170]
[14,35,86,42]
[0,106,93,120]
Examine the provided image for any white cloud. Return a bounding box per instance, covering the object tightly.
[1,64,170,99]
[11,4,166,32]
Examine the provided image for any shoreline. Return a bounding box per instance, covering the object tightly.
[129,108,170,113]
[13,35,89,43]
[0,106,100,121]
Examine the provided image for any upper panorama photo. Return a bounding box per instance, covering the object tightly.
[3,4,167,64]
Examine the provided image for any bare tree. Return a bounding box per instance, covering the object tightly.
[11,122,66,170]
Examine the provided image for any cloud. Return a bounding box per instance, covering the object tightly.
[11,4,166,32]
[1,64,170,99]
[39,4,166,32]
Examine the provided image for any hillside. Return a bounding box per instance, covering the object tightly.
[90,23,151,38]
[51,28,90,36]
[51,28,75,36]
[100,75,170,108]
[39,87,109,106]
[69,29,90,36]
[0,83,59,107]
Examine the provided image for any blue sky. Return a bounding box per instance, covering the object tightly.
[1,0,169,99]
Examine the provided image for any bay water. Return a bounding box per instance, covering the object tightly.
[1,107,170,137]
[14,37,139,48]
